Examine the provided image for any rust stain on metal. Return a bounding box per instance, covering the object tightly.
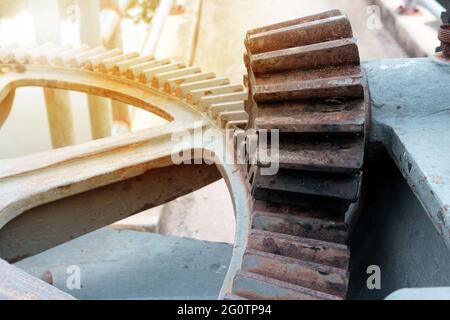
[230,9,370,300]
[242,249,348,297]
[397,5,420,15]
[246,15,353,55]
[248,229,349,269]
[438,24,450,58]
[14,64,27,73]
[431,175,445,185]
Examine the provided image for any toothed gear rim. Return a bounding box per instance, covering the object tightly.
[0,44,248,130]
[228,10,370,300]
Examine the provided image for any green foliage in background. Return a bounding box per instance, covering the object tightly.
[125,0,161,24]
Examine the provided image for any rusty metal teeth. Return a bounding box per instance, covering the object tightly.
[0,44,248,130]
[233,270,341,300]
[246,9,344,36]
[246,15,353,55]
[259,135,365,173]
[241,249,349,297]
[249,38,360,75]
[248,229,350,269]
[438,24,450,58]
[230,10,370,300]
[255,99,365,133]
[253,169,362,202]
[252,211,349,245]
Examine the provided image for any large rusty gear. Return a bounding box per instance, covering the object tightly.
[0,9,370,301]
[227,10,370,300]
[0,42,249,299]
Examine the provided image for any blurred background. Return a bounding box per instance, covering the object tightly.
[0,0,445,244]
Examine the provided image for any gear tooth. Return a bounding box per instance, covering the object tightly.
[165,71,216,94]
[217,109,249,128]
[98,52,139,73]
[176,77,229,98]
[254,200,345,221]
[256,64,362,83]
[252,169,361,203]
[246,15,353,55]
[256,99,365,133]
[188,84,244,104]
[112,54,155,76]
[84,48,122,70]
[67,46,106,68]
[242,249,348,297]
[140,62,185,84]
[251,65,363,101]
[252,210,349,244]
[250,38,360,75]
[269,136,365,173]
[248,229,350,269]
[126,58,171,79]
[253,74,364,103]
[246,9,343,36]
[232,11,370,300]
[210,101,245,119]
[199,91,247,110]
[256,192,352,215]
[53,45,90,66]
[232,271,340,300]
[0,44,18,63]
[11,45,35,64]
[225,120,247,130]
[152,66,201,89]
[27,43,57,63]
[35,44,72,65]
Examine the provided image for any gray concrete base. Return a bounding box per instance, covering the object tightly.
[348,153,450,299]
[366,58,450,246]
[386,287,450,300]
[14,228,233,300]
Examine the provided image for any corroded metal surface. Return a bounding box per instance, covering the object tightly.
[229,10,370,300]
[233,270,340,300]
[247,230,350,269]
[436,3,450,60]
[260,135,364,173]
[0,42,249,299]
[0,9,372,301]
[438,24,450,58]
[251,212,349,244]
[249,38,360,75]
[256,99,365,133]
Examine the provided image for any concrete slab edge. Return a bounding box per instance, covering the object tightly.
[369,0,441,57]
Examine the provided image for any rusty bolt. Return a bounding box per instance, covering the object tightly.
[438,24,450,58]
